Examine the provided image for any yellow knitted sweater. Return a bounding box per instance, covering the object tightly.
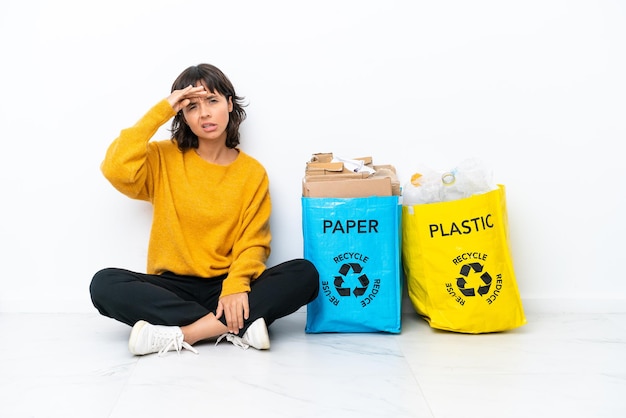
[101,99,271,297]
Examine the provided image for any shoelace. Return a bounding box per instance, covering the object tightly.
[156,333,199,357]
[215,333,250,350]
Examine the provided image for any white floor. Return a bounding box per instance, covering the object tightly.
[1,307,625,418]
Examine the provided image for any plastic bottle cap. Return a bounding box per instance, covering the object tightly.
[441,172,455,185]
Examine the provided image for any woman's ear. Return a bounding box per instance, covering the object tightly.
[228,96,233,112]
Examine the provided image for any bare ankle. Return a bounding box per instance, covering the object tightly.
[181,313,228,345]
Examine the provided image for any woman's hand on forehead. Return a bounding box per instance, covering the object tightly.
[167,85,208,112]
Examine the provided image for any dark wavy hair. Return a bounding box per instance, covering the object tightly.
[170,64,247,151]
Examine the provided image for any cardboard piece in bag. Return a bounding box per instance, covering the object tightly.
[302,176,393,198]
[305,162,346,175]
[302,152,400,198]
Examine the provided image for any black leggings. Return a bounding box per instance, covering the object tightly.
[89,258,319,335]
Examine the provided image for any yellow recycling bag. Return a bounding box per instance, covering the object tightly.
[402,185,526,333]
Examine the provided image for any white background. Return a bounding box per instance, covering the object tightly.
[0,0,624,312]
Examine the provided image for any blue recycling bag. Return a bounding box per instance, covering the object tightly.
[302,196,402,333]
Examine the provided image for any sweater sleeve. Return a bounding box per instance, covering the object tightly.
[220,164,272,297]
[100,100,175,201]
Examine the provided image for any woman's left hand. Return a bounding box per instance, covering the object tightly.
[216,292,250,334]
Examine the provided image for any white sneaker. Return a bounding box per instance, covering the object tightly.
[129,320,199,356]
[216,318,270,350]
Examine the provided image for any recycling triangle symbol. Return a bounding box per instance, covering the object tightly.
[456,262,492,297]
[334,263,370,297]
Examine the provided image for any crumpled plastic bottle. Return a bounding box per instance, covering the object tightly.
[402,158,498,206]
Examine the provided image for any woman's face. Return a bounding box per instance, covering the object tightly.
[182,83,233,144]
